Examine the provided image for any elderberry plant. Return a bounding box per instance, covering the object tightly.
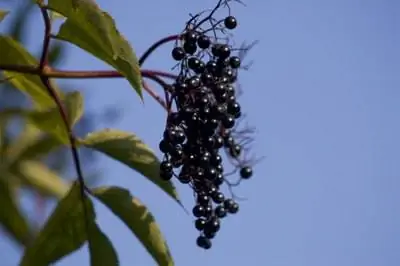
[158,0,257,249]
[0,0,258,264]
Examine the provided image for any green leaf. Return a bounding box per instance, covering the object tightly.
[15,135,61,161]
[48,42,66,66]
[20,182,95,266]
[80,129,180,203]
[47,0,142,98]
[0,176,32,246]
[0,9,9,23]
[93,186,174,266]
[28,91,84,144]
[89,222,119,266]
[0,36,64,109]
[12,160,71,198]
[0,91,84,144]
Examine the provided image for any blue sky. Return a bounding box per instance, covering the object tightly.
[1,0,400,265]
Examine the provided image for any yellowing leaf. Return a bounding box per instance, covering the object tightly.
[47,0,142,98]
[80,129,180,203]
[93,186,174,266]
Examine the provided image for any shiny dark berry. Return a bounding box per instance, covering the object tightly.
[160,170,173,181]
[188,57,201,70]
[222,115,235,129]
[229,144,242,157]
[215,164,223,173]
[175,131,186,143]
[222,68,234,79]
[172,47,185,61]
[197,35,211,49]
[240,166,253,179]
[192,205,206,217]
[199,154,210,165]
[224,135,235,147]
[227,101,241,116]
[225,85,235,97]
[224,199,239,214]
[224,16,237,29]
[215,206,227,218]
[184,41,197,55]
[159,140,170,153]
[229,56,241,68]
[206,61,218,74]
[213,136,224,149]
[204,136,215,148]
[196,169,205,179]
[197,235,212,249]
[160,161,173,172]
[201,73,214,85]
[185,31,198,43]
[214,173,224,186]
[211,191,225,204]
[195,61,206,74]
[203,230,216,239]
[210,154,222,165]
[195,218,207,231]
[205,217,220,233]
[187,76,201,88]
[197,194,210,205]
[215,45,231,59]
[206,168,218,180]
[205,205,213,218]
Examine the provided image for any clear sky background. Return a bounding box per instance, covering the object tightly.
[1,0,400,265]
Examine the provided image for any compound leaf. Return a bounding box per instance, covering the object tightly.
[88,222,119,266]
[20,182,95,266]
[93,186,174,266]
[0,36,64,109]
[47,0,142,98]
[80,129,180,203]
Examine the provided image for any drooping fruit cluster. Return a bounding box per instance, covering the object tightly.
[159,4,254,250]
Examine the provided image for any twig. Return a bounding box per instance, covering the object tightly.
[139,34,181,66]
[39,7,51,69]
[142,81,168,110]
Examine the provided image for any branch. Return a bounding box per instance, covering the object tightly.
[0,64,177,80]
[36,3,92,248]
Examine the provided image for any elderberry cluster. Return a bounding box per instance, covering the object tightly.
[159,10,254,250]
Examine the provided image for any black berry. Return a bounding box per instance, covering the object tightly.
[240,166,253,179]
[197,235,212,249]
[172,47,185,61]
[224,16,237,29]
